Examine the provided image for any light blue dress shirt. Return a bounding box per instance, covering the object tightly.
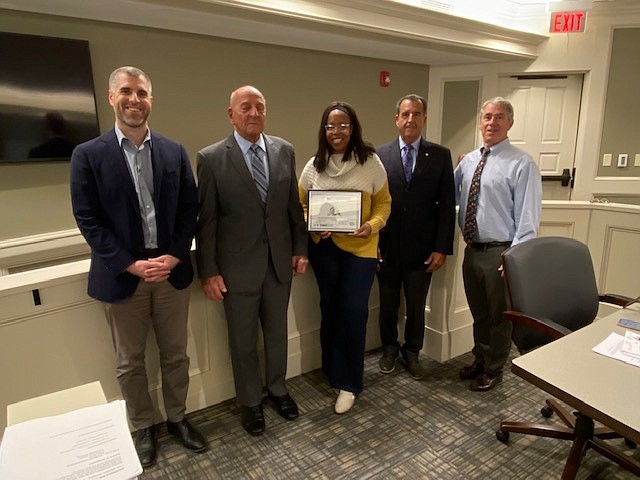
[454,138,542,246]
[115,124,158,249]
[234,131,269,184]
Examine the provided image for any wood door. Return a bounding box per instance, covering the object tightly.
[498,75,583,200]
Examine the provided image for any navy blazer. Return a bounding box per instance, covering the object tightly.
[377,138,456,270]
[70,129,198,303]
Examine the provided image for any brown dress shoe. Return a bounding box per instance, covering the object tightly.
[470,372,503,391]
[379,351,398,374]
[459,362,484,380]
[403,357,424,380]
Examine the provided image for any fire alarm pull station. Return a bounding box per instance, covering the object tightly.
[380,71,390,87]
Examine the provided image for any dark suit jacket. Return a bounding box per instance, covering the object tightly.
[195,133,307,292]
[377,137,456,270]
[70,129,198,303]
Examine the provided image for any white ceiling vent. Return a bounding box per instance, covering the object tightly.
[420,0,454,14]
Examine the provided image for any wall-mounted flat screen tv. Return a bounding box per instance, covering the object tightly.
[0,32,101,163]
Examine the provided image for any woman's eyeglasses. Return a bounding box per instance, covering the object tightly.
[324,123,351,132]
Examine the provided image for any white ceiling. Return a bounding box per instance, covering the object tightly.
[0,0,631,65]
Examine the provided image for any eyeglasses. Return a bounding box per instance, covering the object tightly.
[324,123,351,132]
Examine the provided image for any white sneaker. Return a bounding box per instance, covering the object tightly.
[334,390,356,414]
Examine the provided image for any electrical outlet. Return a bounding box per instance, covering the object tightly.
[602,153,612,166]
[635,154,640,167]
[618,153,628,168]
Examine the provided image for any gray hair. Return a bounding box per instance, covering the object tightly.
[108,66,152,94]
[481,97,514,121]
[396,94,427,115]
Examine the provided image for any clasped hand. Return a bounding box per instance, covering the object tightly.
[126,254,180,282]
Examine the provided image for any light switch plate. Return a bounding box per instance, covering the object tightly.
[602,153,612,166]
[618,154,628,168]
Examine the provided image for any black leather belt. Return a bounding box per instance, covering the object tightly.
[469,241,511,250]
[144,248,160,257]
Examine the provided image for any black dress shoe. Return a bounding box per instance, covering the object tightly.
[242,404,265,436]
[470,372,503,392]
[134,426,156,468]
[459,362,484,380]
[166,418,208,452]
[268,393,299,420]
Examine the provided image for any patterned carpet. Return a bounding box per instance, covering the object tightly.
[140,349,639,479]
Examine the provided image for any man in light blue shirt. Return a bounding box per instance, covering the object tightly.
[454,97,542,392]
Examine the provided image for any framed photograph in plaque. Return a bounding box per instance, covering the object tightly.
[307,190,362,233]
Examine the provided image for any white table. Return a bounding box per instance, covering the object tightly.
[6,381,106,426]
[511,307,640,478]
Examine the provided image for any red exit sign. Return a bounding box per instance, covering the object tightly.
[550,11,587,33]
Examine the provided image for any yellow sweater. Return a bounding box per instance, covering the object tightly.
[299,153,391,259]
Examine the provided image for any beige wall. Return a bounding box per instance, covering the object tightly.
[598,27,640,178]
[0,8,428,241]
[427,10,640,203]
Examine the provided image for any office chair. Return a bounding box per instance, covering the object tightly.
[495,236,639,476]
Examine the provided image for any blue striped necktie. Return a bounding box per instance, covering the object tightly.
[250,144,268,202]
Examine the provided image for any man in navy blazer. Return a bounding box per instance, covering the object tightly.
[70,66,206,468]
[377,94,456,380]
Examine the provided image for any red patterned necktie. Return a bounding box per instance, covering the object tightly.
[463,147,490,244]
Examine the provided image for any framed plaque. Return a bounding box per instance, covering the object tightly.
[307,190,362,233]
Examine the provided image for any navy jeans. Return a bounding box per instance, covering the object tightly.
[309,238,377,394]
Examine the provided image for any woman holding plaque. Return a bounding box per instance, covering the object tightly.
[299,101,391,414]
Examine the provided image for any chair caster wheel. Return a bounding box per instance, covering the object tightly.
[496,429,510,443]
[541,406,553,418]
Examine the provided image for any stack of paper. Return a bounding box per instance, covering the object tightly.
[0,400,141,480]
[593,332,640,367]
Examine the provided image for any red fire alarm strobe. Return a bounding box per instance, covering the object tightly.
[380,71,390,87]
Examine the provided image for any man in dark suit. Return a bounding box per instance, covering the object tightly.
[196,85,308,436]
[377,94,456,380]
[70,66,206,468]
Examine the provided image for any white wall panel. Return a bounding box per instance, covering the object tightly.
[1,202,639,431]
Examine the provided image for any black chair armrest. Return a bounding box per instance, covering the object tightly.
[504,310,571,341]
[600,293,638,308]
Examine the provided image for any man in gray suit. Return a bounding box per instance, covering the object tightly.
[196,85,308,436]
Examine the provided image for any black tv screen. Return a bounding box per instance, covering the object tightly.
[0,32,100,163]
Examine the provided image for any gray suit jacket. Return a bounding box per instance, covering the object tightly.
[196,133,307,292]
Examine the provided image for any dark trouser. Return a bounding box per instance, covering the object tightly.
[378,265,432,358]
[309,238,377,394]
[103,280,191,429]
[223,254,291,407]
[462,244,512,374]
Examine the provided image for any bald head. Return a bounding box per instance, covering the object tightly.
[230,85,264,106]
[228,85,267,143]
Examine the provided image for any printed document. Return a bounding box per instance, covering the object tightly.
[592,332,640,367]
[0,400,141,480]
